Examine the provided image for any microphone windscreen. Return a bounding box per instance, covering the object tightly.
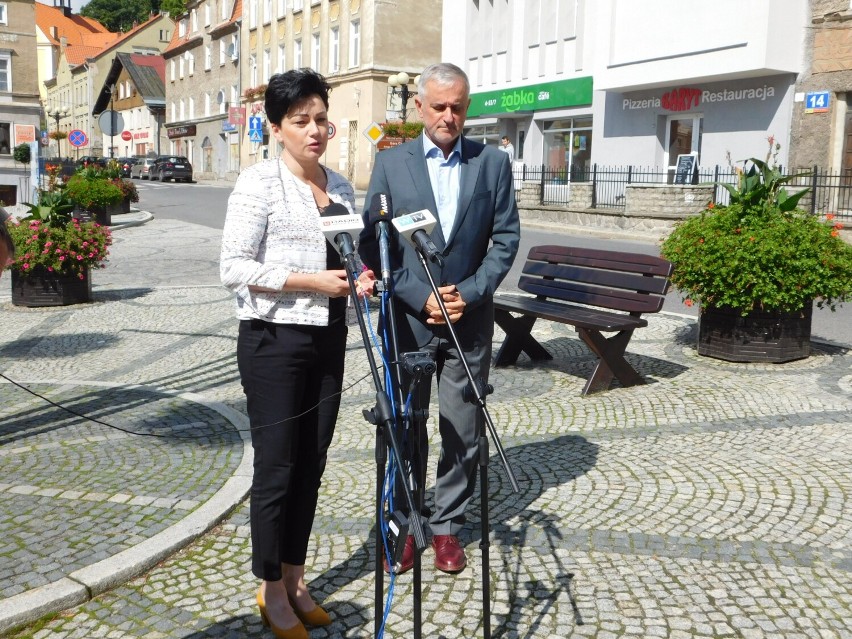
[322,202,351,217]
[368,192,393,226]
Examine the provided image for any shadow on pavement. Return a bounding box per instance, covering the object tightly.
[0,332,121,359]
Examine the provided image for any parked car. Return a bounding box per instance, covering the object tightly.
[130,157,157,179]
[116,157,138,177]
[76,155,107,168]
[151,156,193,182]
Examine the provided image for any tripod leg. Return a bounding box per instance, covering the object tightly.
[479,432,491,639]
[375,427,386,639]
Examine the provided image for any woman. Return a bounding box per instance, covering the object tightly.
[221,69,373,639]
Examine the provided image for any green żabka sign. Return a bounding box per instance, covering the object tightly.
[467,76,593,118]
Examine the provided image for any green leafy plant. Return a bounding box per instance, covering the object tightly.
[13,143,31,164]
[22,189,74,226]
[661,139,852,315]
[112,178,139,203]
[65,173,124,210]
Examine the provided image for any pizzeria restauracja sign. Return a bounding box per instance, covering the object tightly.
[623,84,776,111]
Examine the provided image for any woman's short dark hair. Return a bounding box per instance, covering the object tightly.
[265,69,331,125]
[0,209,15,260]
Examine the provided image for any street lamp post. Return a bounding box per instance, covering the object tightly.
[48,107,69,159]
[387,72,420,141]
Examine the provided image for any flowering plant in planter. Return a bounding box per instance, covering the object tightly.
[64,172,124,211]
[661,140,852,315]
[112,177,139,203]
[8,189,112,279]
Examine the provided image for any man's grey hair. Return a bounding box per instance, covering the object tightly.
[418,63,470,97]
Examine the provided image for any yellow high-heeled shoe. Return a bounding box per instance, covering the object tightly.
[256,588,308,639]
[289,595,332,627]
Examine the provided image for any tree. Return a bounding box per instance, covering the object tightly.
[80,0,152,32]
[159,0,186,17]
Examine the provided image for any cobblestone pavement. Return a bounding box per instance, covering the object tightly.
[1,214,851,638]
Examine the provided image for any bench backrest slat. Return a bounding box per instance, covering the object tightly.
[518,245,673,313]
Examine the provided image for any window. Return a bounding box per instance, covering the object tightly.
[278,44,286,71]
[179,56,185,78]
[178,19,187,37]
[231,34,239,60]
[0,53,12,91]
[349,19,359,67]
[329,27,339,73]
[249,0,257,28]
[159,29,171,42]
[231,84,239,107]
[219,88,227,114]
[221,0,229,20]
[179,99,185,120]
[187,52,195,76]
[118,83,125,99]
[171,102,176,122]
[0,123,11,154]
[293,0,303,10]
[294,39,302,68]
[0,4,7,26]
[205,3,211,26]
[542,117,593,180]
[189,96,195,119]
[205,44,212,70]
[219,40,226,65]
[278,0,287,18]
[263,49,271,83]
[249,53,258,86]
[170,59,176,81]
[312,33,320,70]
[205,92,211,116]
[263,0,272,23]
[191,9,198,31]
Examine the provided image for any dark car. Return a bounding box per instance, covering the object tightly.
[76,156,107,168]
[152,156,192,182]
[116,157,138,177]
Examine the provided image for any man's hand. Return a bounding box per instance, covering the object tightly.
[424,284,466,324]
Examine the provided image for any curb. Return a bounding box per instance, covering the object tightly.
[0,384,253,635]
[108,209,155,230]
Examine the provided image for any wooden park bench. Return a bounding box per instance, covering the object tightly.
[494,245,674,395]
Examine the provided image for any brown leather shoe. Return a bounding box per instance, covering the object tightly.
[383,535,415,574]
[432,534,466,573]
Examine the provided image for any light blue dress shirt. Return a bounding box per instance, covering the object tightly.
[423,134,462,242]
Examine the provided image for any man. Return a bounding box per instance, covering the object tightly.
[0,209,15,276]
[499,135,515,163]
[359,63,520,574]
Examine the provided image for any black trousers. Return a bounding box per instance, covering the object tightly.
[237,318,347,580]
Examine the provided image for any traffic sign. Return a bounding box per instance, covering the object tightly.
[363,122,384,145]
[68,129,88,148]
[98,110,124,136]
[327,122,336,139]
[249,116,263,130]
[248,129,263,143]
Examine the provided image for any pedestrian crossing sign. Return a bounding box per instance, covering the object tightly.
[248,129,263,143]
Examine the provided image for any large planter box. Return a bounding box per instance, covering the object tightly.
[698,303,812,363]
[73,206,111,226]
[10,265,93,307]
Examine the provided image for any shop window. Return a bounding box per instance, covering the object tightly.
[543,117,593,180]
[0,185,16,207]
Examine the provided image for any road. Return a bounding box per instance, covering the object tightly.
[133,179,852,346]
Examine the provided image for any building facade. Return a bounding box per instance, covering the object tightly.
[0,0,42,206]
[163,0,242,180]
[240,0,441,189]
[444,0,807,182]
[44,13,173,159]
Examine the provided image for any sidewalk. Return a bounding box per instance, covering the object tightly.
[1,212,851,638]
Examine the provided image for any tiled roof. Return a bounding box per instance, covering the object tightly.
[64,44,103,66]
[35,1,111,46]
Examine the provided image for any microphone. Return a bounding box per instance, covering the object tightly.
[368,192,393,285]
[392,209,443,265]
[320,202,363,260]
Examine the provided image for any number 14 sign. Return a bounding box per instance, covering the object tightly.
[805,91,830,114]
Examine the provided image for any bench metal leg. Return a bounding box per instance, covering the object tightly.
[577,328,644,395]
[494,309,553,366]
